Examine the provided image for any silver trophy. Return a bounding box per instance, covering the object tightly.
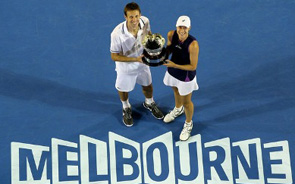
[142,33,167,66]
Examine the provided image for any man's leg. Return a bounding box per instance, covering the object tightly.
[118,91,130,108]
[142,84,164,119]
[118,91,133,127]
[142,84,153,98]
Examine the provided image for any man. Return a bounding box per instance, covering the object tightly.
[163,15,199,141]
[110,2,164,127]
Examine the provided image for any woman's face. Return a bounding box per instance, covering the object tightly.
[176,26,190,42]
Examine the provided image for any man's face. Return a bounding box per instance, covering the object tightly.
[125,10,141,30]
[176,26,190,41]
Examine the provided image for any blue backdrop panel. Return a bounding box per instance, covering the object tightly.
[1,0,294,183]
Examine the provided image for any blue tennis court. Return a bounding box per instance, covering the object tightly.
[1,0,294,183]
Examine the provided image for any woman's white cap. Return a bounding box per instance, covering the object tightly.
[176,15,191,28]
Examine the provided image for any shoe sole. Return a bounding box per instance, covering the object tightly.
[180,136,190,141]
[143,103,164,119]
[122,118,133,127]
[180,133,192,141]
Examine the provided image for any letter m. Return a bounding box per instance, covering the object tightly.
[11,142,50,184]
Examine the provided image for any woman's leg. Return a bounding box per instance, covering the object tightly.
[180,92,193,123]
[172,87,183,108]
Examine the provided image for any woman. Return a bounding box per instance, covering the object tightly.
[163,15,199,141]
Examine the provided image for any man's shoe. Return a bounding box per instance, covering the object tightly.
[179,121,193,141]
[163,106,184,123]
[123,107,133,127]
[143,102,164,119]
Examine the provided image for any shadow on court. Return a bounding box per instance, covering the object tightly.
[0,68,119,114]
[197,56,295,123]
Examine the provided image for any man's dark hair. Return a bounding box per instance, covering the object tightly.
[124,2,141,16]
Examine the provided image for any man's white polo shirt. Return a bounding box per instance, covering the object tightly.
[110,16,151,74]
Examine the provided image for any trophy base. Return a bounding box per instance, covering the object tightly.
[142,47,167,67]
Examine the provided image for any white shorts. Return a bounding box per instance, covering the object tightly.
[163,71,199,96]
[115,67,152,92]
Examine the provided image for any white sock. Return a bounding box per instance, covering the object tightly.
[145,97,154,105]
[121,99,131,109]
[175,106,183,111]
[185,121,193,125]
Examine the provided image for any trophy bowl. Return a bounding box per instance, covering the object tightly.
[142,33,167,66]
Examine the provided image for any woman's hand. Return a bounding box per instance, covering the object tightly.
[163,60,176,68]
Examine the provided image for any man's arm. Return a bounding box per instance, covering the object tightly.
[111,53,143,63]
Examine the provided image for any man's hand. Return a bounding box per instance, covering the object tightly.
[135,55,144,63]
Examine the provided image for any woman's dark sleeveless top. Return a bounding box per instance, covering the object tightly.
[168,31,196,81]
